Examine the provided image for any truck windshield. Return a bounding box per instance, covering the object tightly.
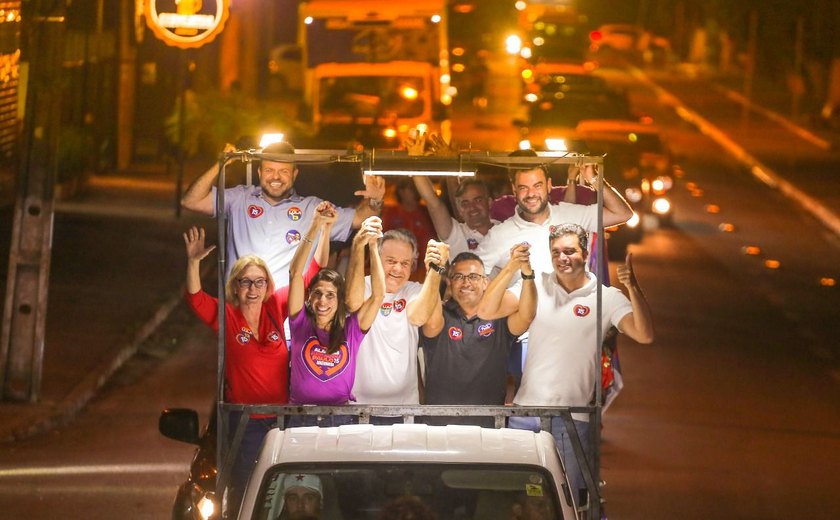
[319,76,426,119]
[251,463,561,520]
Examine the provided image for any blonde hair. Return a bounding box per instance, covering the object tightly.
[226,255,275,305]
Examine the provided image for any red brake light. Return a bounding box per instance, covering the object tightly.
[589,30,602,42]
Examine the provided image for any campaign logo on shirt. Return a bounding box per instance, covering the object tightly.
[573,304,591,317]
[236,327,252,345]
[467,238,479,250]
[302,337,350,381]
[268,330,280,342]
[247,205,264,219]
[393,299,406,313]
[477,322,495,337]
[448,327,463,341]
[379,302,393,316]
[287,207,302,221]
[286,230,301,244]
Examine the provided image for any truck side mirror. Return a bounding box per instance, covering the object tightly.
[159,408,200,445]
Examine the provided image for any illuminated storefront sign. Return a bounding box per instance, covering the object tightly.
[144,0,230,49]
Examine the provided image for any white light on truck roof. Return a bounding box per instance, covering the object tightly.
[259,133,284,148]
[364,170,475,178]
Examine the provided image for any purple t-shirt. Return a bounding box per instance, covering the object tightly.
[289,310,367,405]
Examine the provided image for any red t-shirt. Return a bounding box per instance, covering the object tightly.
[185,259,320,405]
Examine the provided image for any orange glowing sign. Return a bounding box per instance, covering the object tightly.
[144,0,230,49]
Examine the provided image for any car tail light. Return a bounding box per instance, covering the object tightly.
[590,30,602,42]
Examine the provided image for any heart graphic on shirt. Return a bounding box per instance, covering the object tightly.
[302,337,349,381]
[573,304,590,317]
[247,205,264,218]
[393,299,406,312]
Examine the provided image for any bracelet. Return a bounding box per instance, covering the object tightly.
[301,237,313,244]
[521,272,536,280]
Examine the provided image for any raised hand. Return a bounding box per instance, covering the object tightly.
[356,216,384,245]
[616,252,638,289]
[427,134,457,157]
[314,200,338,226]
[183,226,216,263]
[355,174,386,201]
[508,242,533,274]
[424,239,450,270]
[403,131,428,156]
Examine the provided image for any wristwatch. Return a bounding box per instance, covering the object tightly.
[428,263,446,275]
[521,272,536,280]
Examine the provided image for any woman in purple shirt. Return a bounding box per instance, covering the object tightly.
[286,203,385,426]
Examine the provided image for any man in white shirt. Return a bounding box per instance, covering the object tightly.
[475,160,632,279]
[413,176,501,258]
[345,229,448,409]
[482,222,654,504]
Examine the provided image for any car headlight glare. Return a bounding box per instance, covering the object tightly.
[519,139,531,150]
[626,211,641,228]
[197,492,216,520]
[624,187,643,203]
[652,197,671,215]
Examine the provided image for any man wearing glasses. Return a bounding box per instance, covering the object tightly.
[419,247,537,424]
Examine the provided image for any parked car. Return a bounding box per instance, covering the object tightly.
[588,24,672,67]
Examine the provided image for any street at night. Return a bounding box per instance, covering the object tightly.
[1,1,839,519]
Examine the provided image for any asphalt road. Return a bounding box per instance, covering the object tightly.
[0,59,838,519]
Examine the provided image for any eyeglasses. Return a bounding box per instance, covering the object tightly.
[449,273,485,283]
[237,278,267,290]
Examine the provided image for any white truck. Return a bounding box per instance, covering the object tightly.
[297,0,452,147]
[238,419,579,520]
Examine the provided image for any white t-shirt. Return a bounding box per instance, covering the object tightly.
[514,272,632,421]
[441,217,501,259]
[351,278,424,404]
[475,203,598,279]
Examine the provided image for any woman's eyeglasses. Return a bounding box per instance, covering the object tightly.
[237,278,267,290]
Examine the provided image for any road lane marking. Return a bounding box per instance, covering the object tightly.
[713,85,832,151]
[0,463,189,478]
[630,68,840,240]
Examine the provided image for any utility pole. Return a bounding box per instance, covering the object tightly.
[0,0,66,402]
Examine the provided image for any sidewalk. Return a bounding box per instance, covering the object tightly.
[0,159,212,442]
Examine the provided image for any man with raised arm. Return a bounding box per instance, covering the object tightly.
[482,222,654,504]
[181,141,386,285]
[475,157,633,280]
[420,247,536,425]
[345,229,449,409]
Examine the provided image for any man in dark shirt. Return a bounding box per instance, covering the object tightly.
[420,247,536,424]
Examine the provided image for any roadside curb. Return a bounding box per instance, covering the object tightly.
[0,287,185,443]
[630,67,840,240]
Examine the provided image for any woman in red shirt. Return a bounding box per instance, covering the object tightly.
[182,223,329,512]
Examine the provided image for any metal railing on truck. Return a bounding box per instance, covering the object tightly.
[213,148,610,520]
